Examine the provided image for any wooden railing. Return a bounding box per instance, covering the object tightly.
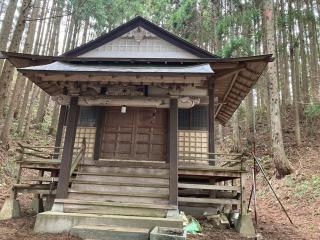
[70,138,86,176]
[17,138,86,175]
[17,144,65,160]
[178,151,244,169]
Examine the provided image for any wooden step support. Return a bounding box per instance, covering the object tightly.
[178,183,240,192]
[178,197,240,205]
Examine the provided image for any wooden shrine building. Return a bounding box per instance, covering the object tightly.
[0,17,271,238]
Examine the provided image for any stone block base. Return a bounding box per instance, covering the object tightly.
[235,213,255,238]
[0,197,21,220]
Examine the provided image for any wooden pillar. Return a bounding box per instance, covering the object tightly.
[54,105,67,158]
[56,97,80,199]
[208,78,215,164]
[94,107,105,160]
[169,98,178,206]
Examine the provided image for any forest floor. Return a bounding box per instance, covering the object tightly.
[0,110,319,240]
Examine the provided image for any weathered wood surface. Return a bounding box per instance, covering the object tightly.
[178,197,240,205]
[68,192,169,205]
[55,199,176,210]
[85,159,169,169]
[71,183,169,195]
[169,98,178,206]
[56,97,80,199]
[13,183,56,195]
[74,173,169,185]
[178,183,240,191]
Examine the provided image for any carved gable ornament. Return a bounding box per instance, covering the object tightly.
[121,27,156,42]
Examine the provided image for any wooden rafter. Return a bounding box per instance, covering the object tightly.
[214,71,239,118]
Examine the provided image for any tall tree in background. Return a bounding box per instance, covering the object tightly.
[263,0,293,177]
[306,0,319,103]
[0,0,32,117]
[1,0,39,145]
[288,0,301,145]
[0,0,18,72]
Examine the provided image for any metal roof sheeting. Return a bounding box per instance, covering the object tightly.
[20,62,214,74]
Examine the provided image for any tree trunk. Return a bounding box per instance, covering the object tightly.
[33,0,48,54]
[0,0,18,72]
[307,0,319,102]
[279,0,290,106]
[14,77,27,119]
[35,91,48,123]
[232,110,241,153]
[288,0,301,146]
[0,0,32,116]
[23,85,40,139]
[218,124,224,146]
[297,0,309,104]
[263,0,293,177]
[245,91,254,143]
[65,13,76,51]
[17,80,33,133]
[81,18,90,45]
[49,103,60,135]
[36,0,62,123]
[0,0,39,145]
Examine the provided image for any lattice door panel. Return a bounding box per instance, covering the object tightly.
[61,127,96,159]
[178,130,208,164]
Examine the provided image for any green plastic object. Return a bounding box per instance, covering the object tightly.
[184,217,202,234]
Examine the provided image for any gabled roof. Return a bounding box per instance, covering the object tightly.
[63,16,219,58]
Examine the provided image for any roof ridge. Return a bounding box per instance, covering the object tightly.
[63,16,219,59]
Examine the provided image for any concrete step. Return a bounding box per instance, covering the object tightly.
[55,199,176,217]
[70,225,149,240]
[34,212,183,234]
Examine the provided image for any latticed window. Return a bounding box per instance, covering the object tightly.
[178,105,208,130]
[78,106,100,127]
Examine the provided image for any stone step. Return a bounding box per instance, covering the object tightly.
[74,174,169,185]
[57,198,174,217]
[71,183,169,195]
[70,225,149,240]
[34,212,183,234]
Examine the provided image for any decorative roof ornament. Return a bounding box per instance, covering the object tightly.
[122,27,156,42]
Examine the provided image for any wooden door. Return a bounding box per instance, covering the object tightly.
[101,107,168,161]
